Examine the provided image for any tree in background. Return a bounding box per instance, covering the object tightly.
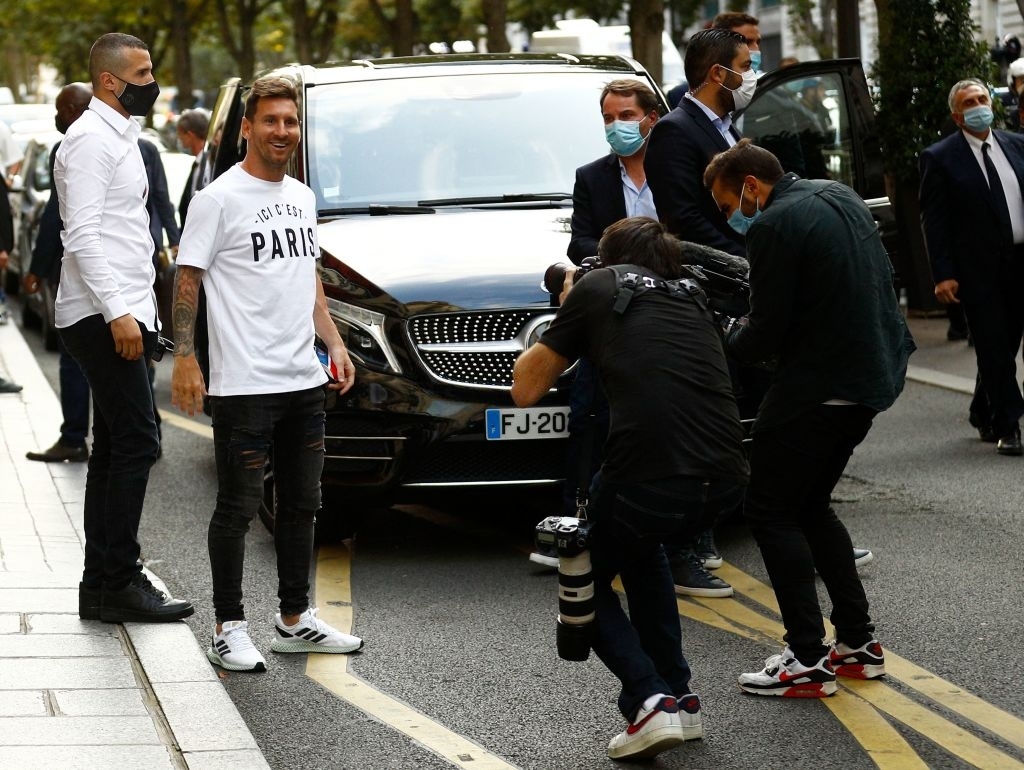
[872,0,993,310]
[292,0,342,62]
[786,0,836,58]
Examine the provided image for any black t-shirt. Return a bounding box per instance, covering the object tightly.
[541,266,749,484]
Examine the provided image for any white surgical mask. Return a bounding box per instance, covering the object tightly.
[719,65,758,112]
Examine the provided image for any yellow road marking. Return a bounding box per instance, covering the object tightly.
[845,679,1024,769]
[309,544,521,770]
[712,562,1024,751]
[158,408,213,439]
[822,689,929,770]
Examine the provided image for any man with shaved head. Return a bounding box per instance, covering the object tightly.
[55,33,194,623]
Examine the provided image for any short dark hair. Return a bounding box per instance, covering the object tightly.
[177,108,210,139]
[703,138,785,192]
[684,28,748,91]
[599,79,662,116]
[244,75,299,121]
[89,33,149,87]
[712,12,759,30]
[598,217,681,279]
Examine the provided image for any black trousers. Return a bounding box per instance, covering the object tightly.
[59,314,160,590]
[962,252,1024,438]
[744,404,876,664]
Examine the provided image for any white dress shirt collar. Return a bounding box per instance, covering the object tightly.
[87,96,140,140]
[684,92,736,146]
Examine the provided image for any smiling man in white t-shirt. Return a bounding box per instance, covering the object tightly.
[171,75,360,672]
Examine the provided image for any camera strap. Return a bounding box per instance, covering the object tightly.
[608,265,707,316]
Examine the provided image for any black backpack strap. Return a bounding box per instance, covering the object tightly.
[607,264,709,314]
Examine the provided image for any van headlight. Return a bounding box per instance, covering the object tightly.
[326,297,402,374]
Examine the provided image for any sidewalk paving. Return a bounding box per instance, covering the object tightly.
[0,308,979,769]
[0,320,269,770]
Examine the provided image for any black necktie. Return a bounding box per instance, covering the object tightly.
[982,141,1014,246]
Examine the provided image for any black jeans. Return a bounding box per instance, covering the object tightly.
[58,336,90,446]
[744,404,877,664]
[208,387,326,623]
[588,472,746,720]
[59,314,160,590]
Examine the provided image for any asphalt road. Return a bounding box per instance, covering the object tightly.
[17,308,1024,770]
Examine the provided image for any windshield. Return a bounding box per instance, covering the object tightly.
[305,71,633,211]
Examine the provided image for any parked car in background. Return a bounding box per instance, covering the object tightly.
[737,58,899,269]
[204,53,896,535]
[9,132,61,346]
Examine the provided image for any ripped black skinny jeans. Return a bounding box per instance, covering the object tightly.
[208,387,326,623]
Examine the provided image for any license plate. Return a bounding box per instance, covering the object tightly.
[485,407,570,440]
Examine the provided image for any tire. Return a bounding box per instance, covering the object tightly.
[21,300,41,330]
[258,458,279,534]
[3,268,20,297]
[257,456,370,542]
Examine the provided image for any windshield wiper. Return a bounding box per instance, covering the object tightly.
[417,193,573,207]
[320,204,436,216]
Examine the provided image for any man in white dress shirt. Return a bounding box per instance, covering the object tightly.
[55,32,194,623]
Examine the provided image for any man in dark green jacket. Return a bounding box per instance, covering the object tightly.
[703,139,915,697]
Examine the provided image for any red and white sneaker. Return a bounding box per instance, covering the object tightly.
[607,695,686,760]
[830,639,886,679]
[738,647,837,698]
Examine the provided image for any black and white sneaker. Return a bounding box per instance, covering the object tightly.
[271,607,364,654]
[669,552,733,598]
[695,529,723,570]
[853,547,873,568]
[207,620,267,672]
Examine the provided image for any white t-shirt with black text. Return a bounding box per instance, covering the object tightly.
[176,164,326,396]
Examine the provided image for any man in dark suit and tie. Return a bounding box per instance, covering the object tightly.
[642,27,757,597]
[175,108,210,226]
[920,78,1024,455]
[644,27,755,258]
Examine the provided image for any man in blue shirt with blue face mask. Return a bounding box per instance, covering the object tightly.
[566,79,662,263]
[531,80,661,571]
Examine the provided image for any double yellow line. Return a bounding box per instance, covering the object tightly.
[308,545,519,769]
[308,526,1024,769]
[679,563,1024,769]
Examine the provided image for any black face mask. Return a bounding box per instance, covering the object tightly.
[112,74,160,117]
[55,115,69,134]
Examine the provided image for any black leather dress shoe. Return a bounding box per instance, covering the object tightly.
[79,583,101,620]
[100,573,194,623]
[996,429,1023,456]
[27,439,89,463]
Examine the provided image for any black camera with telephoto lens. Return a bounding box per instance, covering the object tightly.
[542,256,602,296]
[535,515,595,661]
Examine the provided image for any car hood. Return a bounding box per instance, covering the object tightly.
[316,208,573,310]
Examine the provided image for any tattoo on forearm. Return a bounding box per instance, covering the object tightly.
[172,266,205,357]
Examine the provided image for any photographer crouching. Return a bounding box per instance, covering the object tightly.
[511,217,748,761]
